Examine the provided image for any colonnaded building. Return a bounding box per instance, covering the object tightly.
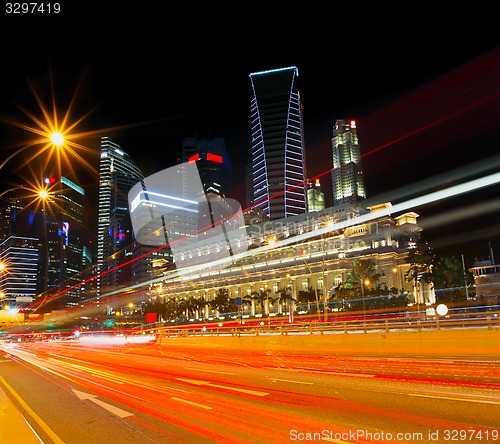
[145,201,427,317]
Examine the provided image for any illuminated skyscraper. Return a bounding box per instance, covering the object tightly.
[97,137,145,299]
[0,179,89,310]
[331,119,366,208]
[46,176,85,288]
[182,136,232,198]
[307,179,325,212]
[249,66,308,220]
[0,236,39,307]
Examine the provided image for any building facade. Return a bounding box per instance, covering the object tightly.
[249,67,308,220]
[0,177,89,310]
[182,136,232,198]
[42,176,87,308]
[97,137,145,302]
[145,203,422,319]
[307,179,325,212]
[332,119,366,207]
[0,236,40,307]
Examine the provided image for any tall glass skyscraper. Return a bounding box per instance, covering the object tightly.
[182,135,232,198]
[97,137,145,301]
[249,66,308,220]
[0,236,39,307]
[0,176,88,311]
[43,175,87,308]
[331,119,366,207]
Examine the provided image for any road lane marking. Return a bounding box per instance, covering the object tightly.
[312,371,375,378]
[266,377,313,385]
[42,367,81,385]
[47,358,126,384]
[171,397,213,410]
[264,367,301,372]
[72,389,134,418]
[174,378,208,386]
[209,383,269,396]
[266,367,375,378]
[175,378,269,396]
[0,376,66,444]
[184,367,235,375]
[408,393,500,405]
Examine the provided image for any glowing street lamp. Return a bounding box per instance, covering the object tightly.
[38,188,49,199]
[120,303,135,316]
[1,81,98,179]
[50,131,65,147]
[0,130,65,172]
[0,181,53,217]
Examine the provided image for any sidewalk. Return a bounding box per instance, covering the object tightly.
[0,380,41,443]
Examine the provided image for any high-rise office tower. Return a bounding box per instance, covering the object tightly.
[0,236,40,308]
[97,137,145,300]
[331,119,366,208]
[182,136,232,198]
[0,192,24,242]
[249,66,308,220]
[1,189,45,306]
[40,175,87,309]
[0,179,88,310]
[307,179,325,212]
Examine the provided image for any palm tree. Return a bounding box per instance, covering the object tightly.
[143,298,166,321]
[242,294,254,316]
[297,286,317,313]
[433,255,468,303]
[346,259,381,289]
[405,242,436,312]
[176,298,189,319]
[275,287,296,315]
[213,288,230,316]
[187,296,207,320]
[164,298,178,321]
[198,296,211,319]
[331,282,353,312]
[251,288,271,315]
[346,259,382,327]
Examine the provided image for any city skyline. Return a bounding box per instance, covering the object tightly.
[1,28,499,261]
[1,16,500,442]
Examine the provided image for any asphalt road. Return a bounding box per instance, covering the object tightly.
[1,329,499,444]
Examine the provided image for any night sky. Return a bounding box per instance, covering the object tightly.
[1,9,500,262]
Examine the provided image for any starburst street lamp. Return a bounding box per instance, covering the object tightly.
[50,131,65,147]
[0,74,100,180]
[0,130,68,172]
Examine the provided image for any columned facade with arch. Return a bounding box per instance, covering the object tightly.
[149,203,421,319]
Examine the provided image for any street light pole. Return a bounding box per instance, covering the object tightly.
[322,218,335,322]
[0,144,37,171]
[461,254,469,302]
[361,278,369,333]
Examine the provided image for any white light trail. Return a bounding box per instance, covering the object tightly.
[98,170,500,298]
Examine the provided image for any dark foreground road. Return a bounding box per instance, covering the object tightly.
[1,328,499,444]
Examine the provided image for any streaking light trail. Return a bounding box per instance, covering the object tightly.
[97,169,500,298]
